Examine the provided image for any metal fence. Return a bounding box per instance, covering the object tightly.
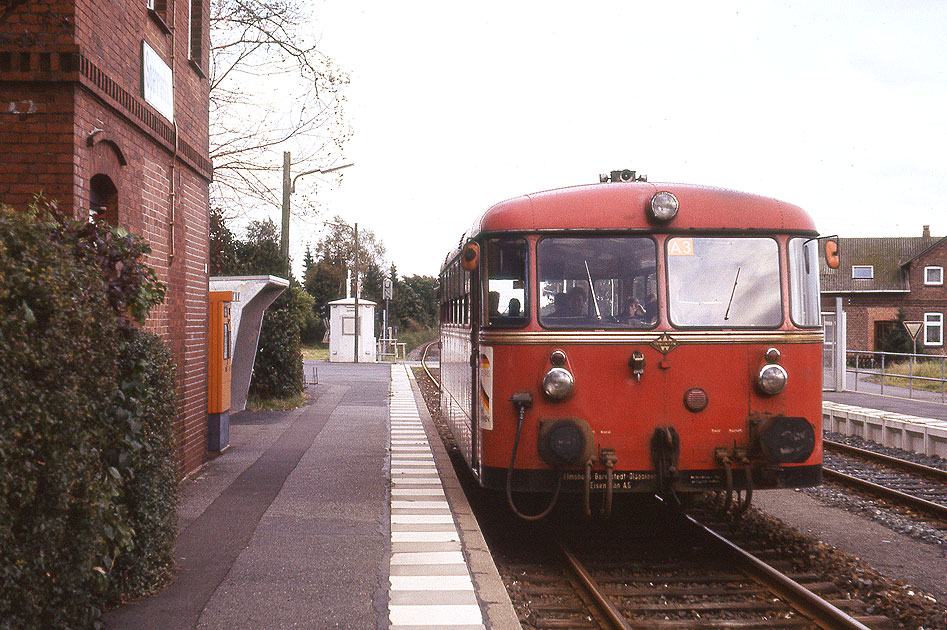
[846,349,947,402]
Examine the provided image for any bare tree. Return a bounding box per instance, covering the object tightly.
[210,0,351,218]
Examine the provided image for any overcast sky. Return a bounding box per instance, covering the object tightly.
[289,1,947,278]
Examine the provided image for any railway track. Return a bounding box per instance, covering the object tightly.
[503,503,891,630]
[419,340,437,376]
[415,354,895,628]
[823,439,947,522]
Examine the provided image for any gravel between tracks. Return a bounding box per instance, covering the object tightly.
[812,432,947,548]
[413,368,947,629]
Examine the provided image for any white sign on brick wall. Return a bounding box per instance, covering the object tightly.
[141,41,174,122]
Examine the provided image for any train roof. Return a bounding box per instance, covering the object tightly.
[443,181,818,270]
[474,181,815,236]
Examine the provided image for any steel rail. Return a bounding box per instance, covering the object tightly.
[558,512,875,630]
[682,513,874,630]
[419,340,440,389]
[822,467,947,522]
[824,439,947,482]
[559,545,634,630]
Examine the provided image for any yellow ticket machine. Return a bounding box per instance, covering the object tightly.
[208,290,232,451]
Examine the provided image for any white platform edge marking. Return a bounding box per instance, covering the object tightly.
[388,364,486,630]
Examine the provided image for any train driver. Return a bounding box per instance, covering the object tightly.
[566,287,587,316]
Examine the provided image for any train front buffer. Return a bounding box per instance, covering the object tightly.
[479,340,822,515]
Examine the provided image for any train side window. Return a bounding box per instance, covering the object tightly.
[485,238,528,327]
[788,238,822,327]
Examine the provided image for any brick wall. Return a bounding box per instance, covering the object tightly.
[822,239,947,355]
[907,244,947,352]
[1,0,212,476]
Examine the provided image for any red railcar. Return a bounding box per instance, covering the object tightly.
[439,172,832,518]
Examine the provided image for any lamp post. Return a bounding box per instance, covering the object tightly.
[280,151,354,275]
[353,222,359,363]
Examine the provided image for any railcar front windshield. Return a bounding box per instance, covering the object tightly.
[538,237,657,328]
[666,237,782,328]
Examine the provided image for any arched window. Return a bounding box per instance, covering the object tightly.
[89,174,118,224]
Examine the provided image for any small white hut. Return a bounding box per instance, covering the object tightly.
[328,297,377,362]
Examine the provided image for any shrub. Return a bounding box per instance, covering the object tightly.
[0,203,124,627]
[249,287,304,400]
[0,201,176,627]
[398,326,438,354]
[104,329,178,603]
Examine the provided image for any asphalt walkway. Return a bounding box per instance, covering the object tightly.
[104,362,391,630]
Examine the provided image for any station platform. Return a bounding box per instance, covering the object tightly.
[103,361,520,630]
[823,391,947,458]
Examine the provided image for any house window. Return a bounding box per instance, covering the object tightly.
[851,265,874,280]
[189,0,203,64]
[89,174,118,225]
[147,0,170,32]
[924,266,944,286]
[925,312,944,346]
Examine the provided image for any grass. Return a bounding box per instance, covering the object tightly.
[301,329,438,363]
[301,343,330,361]
[397,327,438,354]
[864,360,947,392]
[246,392,309,411]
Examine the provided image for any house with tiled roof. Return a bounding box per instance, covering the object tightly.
[820,226,947,354]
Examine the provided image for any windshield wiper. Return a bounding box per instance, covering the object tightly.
[584,260,602,320]
[724,267,740,321]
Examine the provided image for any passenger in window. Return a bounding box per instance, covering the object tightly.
[624,297,646,323]
[507,298,521,317]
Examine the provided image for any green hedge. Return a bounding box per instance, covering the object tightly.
[249,286,304,400]
[0,202,177,628]
[104,329,177,603]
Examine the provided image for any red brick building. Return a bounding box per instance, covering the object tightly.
[1,1,212,474]
[821,226,947,355]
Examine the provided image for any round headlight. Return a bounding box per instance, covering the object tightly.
[542,367,574,401]
[758,364,788,395]
[649,191,679,223]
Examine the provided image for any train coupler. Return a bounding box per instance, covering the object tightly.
[650,427,680,500]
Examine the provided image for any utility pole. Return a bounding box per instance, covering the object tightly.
[281,151,291,275]
[354,222,359,363]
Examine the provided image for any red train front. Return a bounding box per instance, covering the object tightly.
[439,173,830,518]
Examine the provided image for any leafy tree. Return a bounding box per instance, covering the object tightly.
[303,216,387,341]
[209,214,303,400]
[209,206,239,275]
[391,274,438,331]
